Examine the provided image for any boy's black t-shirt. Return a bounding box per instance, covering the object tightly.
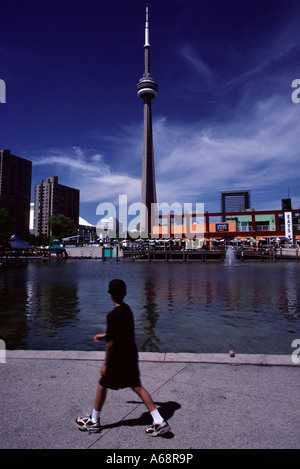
[100,302,141,390]
[106,302,137,356]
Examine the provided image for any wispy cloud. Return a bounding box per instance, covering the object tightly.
[224,10,300,93]
[32,146,141,204]
[153,95,300,208]
[31,90,300,214]
[178,44,215,86]
[33,147,109,175]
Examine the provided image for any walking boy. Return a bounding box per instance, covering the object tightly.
[76,279,170,437]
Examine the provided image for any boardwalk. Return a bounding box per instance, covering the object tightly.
[122,246,300,262]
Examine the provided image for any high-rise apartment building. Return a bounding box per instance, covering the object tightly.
[0,149,32,234]
[34,176,79,237]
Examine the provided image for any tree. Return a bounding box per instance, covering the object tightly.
[21,232,50,247]
[49,214,76,240]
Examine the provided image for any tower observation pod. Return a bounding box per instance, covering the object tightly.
[137,3,158,237]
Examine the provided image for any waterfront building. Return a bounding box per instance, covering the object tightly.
[97,216,119,240]
[0,149,32,234]
[29,202,34,233]
[78,216,96,239]
[58,217,97,246]
[34,176,79,237]
[137,4,158,237]
[153,208,300,244]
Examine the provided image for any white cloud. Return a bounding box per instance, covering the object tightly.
[153,95,300,206]
[178,45,215,86]
[33,146,110,175]
[32,147,140,204]
[31,94,300,213]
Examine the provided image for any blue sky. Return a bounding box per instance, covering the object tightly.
[1,0,300,226]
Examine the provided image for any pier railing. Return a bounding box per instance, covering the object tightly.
[122,245,300,261]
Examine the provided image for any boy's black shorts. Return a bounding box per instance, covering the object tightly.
[99,375,141,390]
[99,360,141,390]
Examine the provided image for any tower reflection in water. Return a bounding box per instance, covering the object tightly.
[138,272,160,352]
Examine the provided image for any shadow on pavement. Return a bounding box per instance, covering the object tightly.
[100,400,181,438]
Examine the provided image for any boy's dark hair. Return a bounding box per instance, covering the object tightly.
[108,279,126,302]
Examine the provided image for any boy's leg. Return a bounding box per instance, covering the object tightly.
[75,383,106,432]
[90,384,107,422]
[132,385,171,436]
[132,386,155,412]
[94,384,107,412]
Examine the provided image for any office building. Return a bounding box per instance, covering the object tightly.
[281,198,292,211]
[34,176,79,237]
[0,149,32,234]
[220,190,251,214]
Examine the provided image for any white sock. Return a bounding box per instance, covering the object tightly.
[150,408,164,425]
[91,409,100,423]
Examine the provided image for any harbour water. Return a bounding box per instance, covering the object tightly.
[0,259,299,354]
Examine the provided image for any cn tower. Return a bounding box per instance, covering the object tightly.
[137,3,158,236]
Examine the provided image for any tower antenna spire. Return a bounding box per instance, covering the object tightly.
[145,2,150,47]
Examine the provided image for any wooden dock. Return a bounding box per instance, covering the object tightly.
[122,246,300,262]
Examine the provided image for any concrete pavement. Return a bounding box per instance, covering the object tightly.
[0,351,299,450]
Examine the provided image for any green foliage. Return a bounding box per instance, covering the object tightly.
[49,214,76,240]
[21,233,50,247]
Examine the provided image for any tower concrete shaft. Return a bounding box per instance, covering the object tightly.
[137,3,158,236]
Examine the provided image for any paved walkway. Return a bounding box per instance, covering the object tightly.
[0,351,299,450]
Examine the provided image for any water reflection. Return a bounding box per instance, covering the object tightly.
[0,266,29,349]
[26,274,80,334]
[0,260,299,353]
[278,263,298,321]
[138,272,160,352]
[0,260,80,349]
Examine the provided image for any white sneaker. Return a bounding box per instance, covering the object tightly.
[75,415,101,433]
[145,420,170,436]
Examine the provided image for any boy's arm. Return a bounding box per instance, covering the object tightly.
[101,340,114,377]
[104,340,114,364]
[93,333,106,342]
